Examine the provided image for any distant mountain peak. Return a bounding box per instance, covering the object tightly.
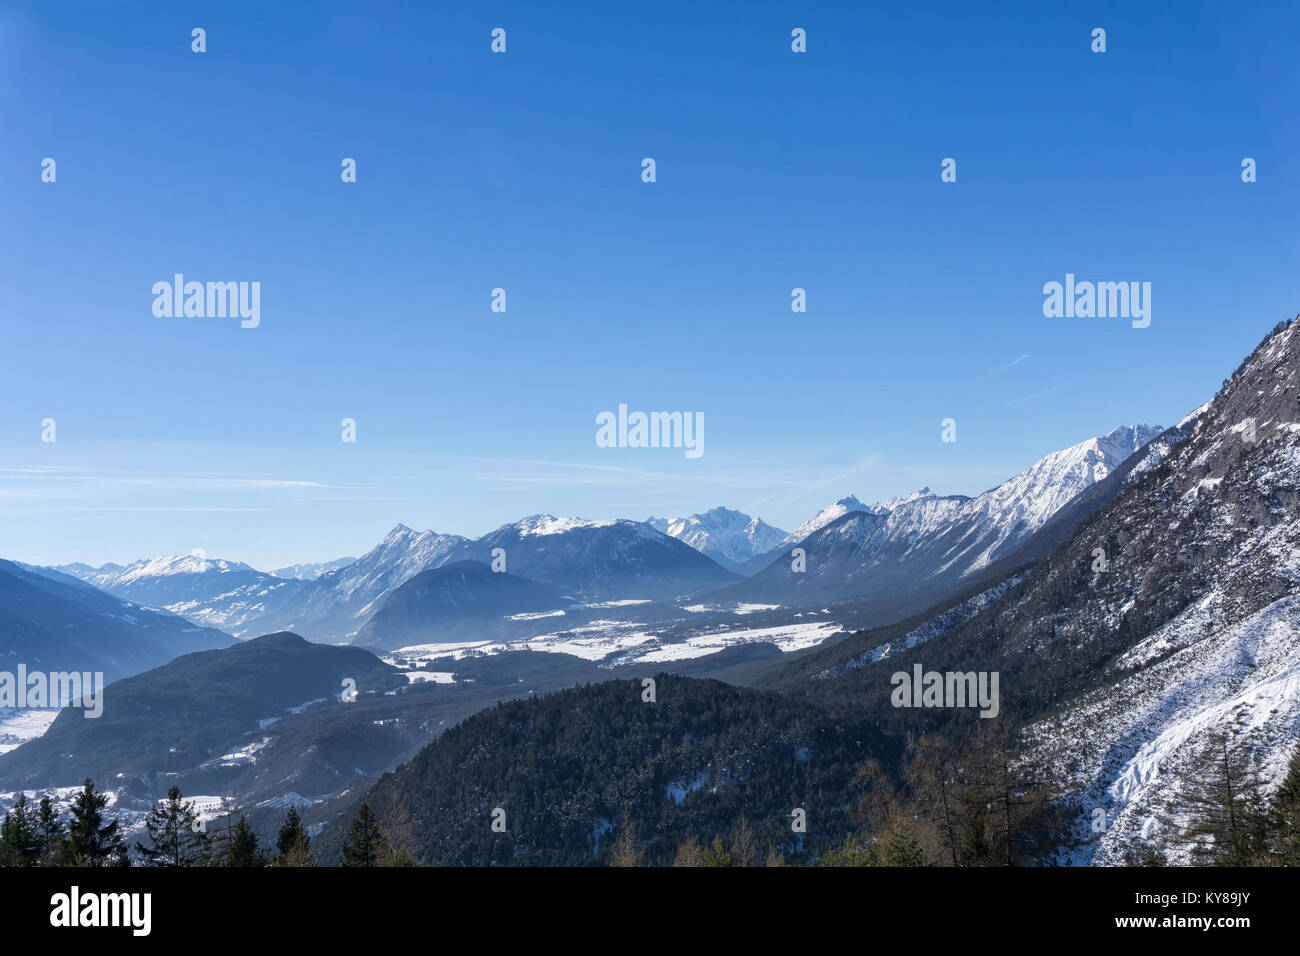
[91,552,258,587]
[700,505,743,519]
[268,557,356,581]
[871,486,937,514]
[781,496,870,546]
[512,514,619,536]
[641,506,787,568]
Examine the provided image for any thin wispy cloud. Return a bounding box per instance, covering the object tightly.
[1005,384,1068,407]
[0,465,95,475]
[48,507,272,513]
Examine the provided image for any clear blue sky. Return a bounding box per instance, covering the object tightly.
[2,0,1296,568]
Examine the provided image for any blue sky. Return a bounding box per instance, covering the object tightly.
[2,0,1296,568]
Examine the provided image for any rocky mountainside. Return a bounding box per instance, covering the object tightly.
[720,425,1163,612]
[457,515,739,602]
[787,319,1300,864]
[353,561,571,649]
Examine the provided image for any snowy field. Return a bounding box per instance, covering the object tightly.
[0,708,60,754]
[384,614,842,670]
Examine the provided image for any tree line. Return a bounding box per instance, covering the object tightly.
[0,780,316,867]
[616,728,1300,867]
[3,728,1297,867]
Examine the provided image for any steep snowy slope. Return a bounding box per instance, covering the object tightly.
[793,319,1300,865]
[721,424,1163,610]
[243,525,472,641]
[779,495,878,546]
[315,525,469,606]
[773,489,935,551]
[1005,320,1300,863]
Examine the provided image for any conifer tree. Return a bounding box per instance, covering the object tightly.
[36,795,64,865]
[701,835,733,867]
[341,803,386,867]
[817,835,874,866]
[225,816,263,867]
[66,779,126,867]
[881,824,926,866]
[275,807,315,867]
[284,832,316,867]
[276,807,306,859]
[952,721,1076,866]
[0,795,42,866]
[956,800,996,866]
[136,785,211,867]
[1120,843,1168,866]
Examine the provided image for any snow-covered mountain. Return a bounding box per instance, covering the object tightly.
[52,561,127,585]
[251,525,472,641]
[762,319,1300,865]
[51,554,311,639]
[780,496,870,547]
[874,486,936,513]
[0,559,230,682]
[269,557,355,581]
[776,490,933,550]
[34,419,1163,642]
[42,517,739,643]
[61,552,250,589]
[315,525,468,607]
[646,507,787,569]
[460,514,738,601]
[723,424,1164,611]
[1002,319,1300,864]
[41,417,1161,641]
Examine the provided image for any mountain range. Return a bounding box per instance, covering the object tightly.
[760,318,1300,864]
[719,424,1165,615]
[42,424,1167,650]
[7,318,1298,866]
[312,318,1297,866]
[268,558,356,581]
[352,561,571,649]
[52,553,312,639]
[0,560,230,683]
[646,507,787,569]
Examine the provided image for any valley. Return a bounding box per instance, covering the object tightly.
[3,321,1298,868]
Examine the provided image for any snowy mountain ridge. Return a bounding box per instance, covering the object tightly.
[725,423,1165,609]
[647,506,788,567]
[941,319,1300,864]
